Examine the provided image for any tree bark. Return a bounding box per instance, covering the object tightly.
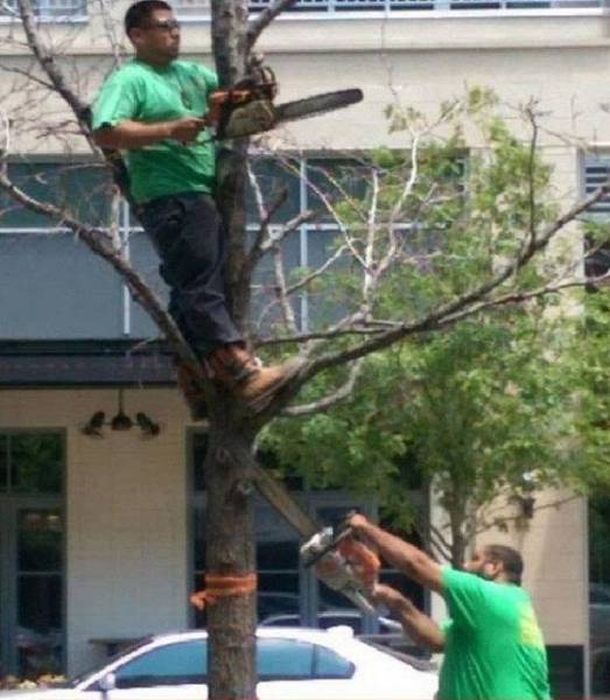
[205,413,258,700]
[211,0,252,332]
[208,4,258,700]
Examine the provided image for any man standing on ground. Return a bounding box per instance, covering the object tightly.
[92,0,290,408]
[347,514,551,700]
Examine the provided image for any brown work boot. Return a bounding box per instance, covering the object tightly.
[207,344,299,411]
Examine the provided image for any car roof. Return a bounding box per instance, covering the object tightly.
[144,626,359,645]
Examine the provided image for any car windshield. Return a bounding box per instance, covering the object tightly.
[68,637,154,688]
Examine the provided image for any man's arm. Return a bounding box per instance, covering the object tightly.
[348,514,443,591]
[93,117,208,150]
[371,584,445,653]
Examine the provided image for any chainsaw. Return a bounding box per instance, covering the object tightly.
[300,523,380,615]
[205,63,363,140]
[248,462,380,617]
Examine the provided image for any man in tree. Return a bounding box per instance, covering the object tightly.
[91,0,291,407]
[347,514,551,700]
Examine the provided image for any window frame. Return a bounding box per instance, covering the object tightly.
[172,0,603,19]
[0,429,66,677]
[0,0,87,23]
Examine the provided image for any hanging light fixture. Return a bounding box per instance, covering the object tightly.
[110,389,133,431]
[81,390,161,438]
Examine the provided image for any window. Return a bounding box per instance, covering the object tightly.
[583,156,610,218]
[256,638,354,679]
[257,638,313,679]
[314,643,354,678]
[582,155,610,282]
[111,636,352,688]
[0,0,87,20]
[114,640,207,688]
[173,0,599,15]
[0,432,64,678]
[0,160,165,340]
[247,155,370,334]
[0,432,62,494]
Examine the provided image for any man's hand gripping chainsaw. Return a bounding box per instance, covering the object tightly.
[300,519,380,615]
[206,64,278,140]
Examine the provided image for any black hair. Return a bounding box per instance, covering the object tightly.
[124,1,172,38]
[484,544,524,585]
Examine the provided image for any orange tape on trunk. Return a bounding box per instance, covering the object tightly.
[190,573,257,611]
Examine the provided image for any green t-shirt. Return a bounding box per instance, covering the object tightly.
[438,566,551,700]
[92,59,219,203]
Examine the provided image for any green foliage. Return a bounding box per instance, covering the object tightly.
[291,90,558,337]
[262,88,610,549]
[263,305,586,542]
[571,291,610,489]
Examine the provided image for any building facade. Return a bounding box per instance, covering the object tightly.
[0,0,606,696]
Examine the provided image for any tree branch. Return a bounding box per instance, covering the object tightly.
[280,358,364,416]
[525,100,539,249]
[285,242,349,297]
[247,0,299,50]
[272,244,300,335]
[16,0,92,142]
[0,62,55,91]
[95,0,126,70]
[294,181,609,382]
[476,493,580,535]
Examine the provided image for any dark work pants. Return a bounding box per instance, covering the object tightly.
[139,192,242,358]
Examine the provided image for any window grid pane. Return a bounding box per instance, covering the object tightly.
[173,0,601,13]
[16,509,64,679]
[17,574,63,677]
[0,0,87,18]
[7,434,62,495]
[585,159,610,216]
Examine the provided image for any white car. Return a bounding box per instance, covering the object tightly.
[0,627,438,700]
[260,609,403,634]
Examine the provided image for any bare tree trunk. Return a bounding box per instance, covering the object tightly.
[205,412,257,700]
[211,0,252,335]
[207,4,257,699]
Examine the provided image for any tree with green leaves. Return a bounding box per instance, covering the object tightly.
[263,307,589,568]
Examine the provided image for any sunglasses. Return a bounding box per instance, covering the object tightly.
[144,19,180,32]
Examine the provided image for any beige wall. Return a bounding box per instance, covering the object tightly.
[0,387,193,674]
[429,486,588,647]
[477,491,589,646]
